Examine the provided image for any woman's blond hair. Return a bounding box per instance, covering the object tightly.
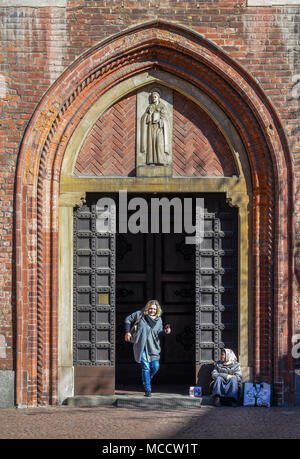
[144,299,162,317]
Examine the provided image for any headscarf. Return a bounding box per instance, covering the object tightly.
[222,348,237,366]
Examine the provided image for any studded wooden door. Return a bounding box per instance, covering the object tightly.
[73,193,238,394]
[195,194,238,393]
[73,201,116,395]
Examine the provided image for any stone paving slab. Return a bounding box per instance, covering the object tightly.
[0,404,300,439]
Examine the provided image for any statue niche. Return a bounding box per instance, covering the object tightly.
[141,90,170,165]
[136,86,173,177]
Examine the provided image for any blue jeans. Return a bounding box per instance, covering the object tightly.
[141,351,160,392]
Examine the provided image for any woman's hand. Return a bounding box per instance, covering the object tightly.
[226,374,236,380]
[125,332,132,342]
[164,324,171,334]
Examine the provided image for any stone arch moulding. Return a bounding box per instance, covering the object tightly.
[15,20,294,407]
[59,68,252,405]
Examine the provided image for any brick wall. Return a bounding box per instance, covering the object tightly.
[173,92,237,176]
[74,90,237,177]
[0,1,299,402]
[75,93,137,176]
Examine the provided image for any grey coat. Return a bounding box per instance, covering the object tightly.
[212,361,242,385]
[125,310,166,363]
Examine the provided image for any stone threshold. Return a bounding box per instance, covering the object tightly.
[64,393,213,409]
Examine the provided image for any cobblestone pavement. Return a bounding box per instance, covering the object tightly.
[0,404,300,439]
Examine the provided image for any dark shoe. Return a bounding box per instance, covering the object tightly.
[144,391,151,397]
[231,399,238,407]
[213,395,221,407]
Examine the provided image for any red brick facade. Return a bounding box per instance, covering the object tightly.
[0,1,299,406]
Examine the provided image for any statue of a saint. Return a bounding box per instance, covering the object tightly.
[140,90,170,165]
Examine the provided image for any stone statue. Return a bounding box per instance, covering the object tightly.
[140,90,170,165]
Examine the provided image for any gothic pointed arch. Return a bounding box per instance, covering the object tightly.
[15,20,293,406]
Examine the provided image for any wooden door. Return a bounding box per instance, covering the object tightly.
[195,194,238,393]
[73,201,116,395]
[73,193,238,394]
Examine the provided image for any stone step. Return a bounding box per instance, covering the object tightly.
[65,395,117,408]
[116,395,202,409]
[64,393,210,409]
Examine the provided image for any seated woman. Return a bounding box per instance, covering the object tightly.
[211,348,242,407]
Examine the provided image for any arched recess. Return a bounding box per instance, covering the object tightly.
[60,70,251,401]
[15,21,293,407]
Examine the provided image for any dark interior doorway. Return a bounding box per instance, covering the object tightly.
[73,192,238,395]
[115,194,196,389]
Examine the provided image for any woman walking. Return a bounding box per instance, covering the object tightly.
[211,348,242,406]
[124,300,171,397]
